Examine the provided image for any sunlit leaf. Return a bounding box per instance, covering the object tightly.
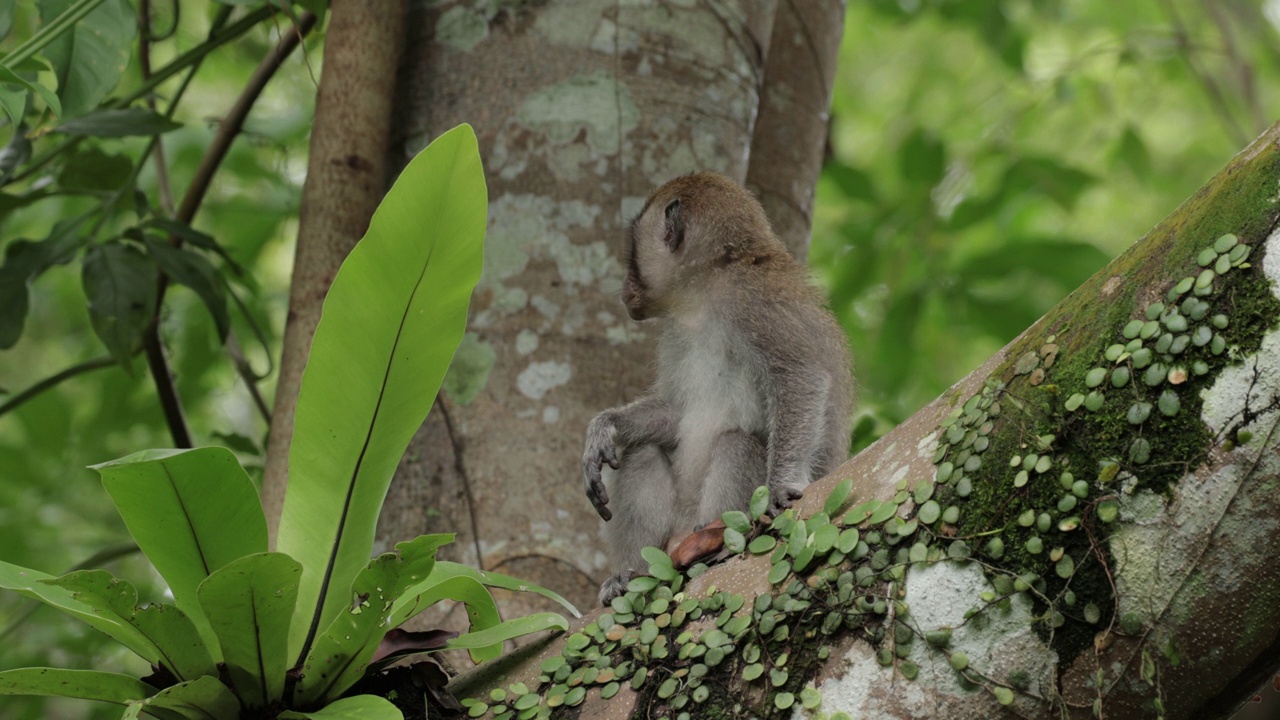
[277,125,486,665]
[82,241,157,370]
[94,447,268,656]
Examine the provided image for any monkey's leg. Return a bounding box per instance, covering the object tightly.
[599,443,677,604]
[694,429,767,527]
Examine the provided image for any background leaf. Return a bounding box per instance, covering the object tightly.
[81,241,157,369]
[276,124,486,664]
[56,107,183,138]
[144,239,230,340]
[38,0,135,118]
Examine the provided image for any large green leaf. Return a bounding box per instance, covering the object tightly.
[129,676,240,720]
[278,694,403,720]
[0,668,162,714]
[38,0,134,118]
[82,241,158,370]
[43,571,213,679]
[95,447,268,658]
[0,215,87,348]
[0,562,158,663]
[276,124,486,663]
[294,535,454,705]
[196,553,300,709]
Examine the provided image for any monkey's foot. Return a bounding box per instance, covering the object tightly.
[598,570,641,605]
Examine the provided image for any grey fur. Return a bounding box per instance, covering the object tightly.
[583,172,854,605]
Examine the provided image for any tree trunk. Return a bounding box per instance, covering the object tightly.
[261,0,408,543]
[380,0,845,626]
[447,123,1280,719]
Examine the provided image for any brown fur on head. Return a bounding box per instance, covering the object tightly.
[622,172,791,321]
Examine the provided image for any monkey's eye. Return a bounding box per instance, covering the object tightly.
[663,198,684,252]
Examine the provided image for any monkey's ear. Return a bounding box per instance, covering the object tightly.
[663,198,684,252]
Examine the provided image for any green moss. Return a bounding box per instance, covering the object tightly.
[934,131,1280,668]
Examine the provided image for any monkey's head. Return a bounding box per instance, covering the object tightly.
[623,172,782,321]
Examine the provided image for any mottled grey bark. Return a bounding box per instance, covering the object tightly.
[380,0,844,633]
[262,0,408,543]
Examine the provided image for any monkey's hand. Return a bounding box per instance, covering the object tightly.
[768,480,806,516]
[583,413,620,521]
[598,569,640,605]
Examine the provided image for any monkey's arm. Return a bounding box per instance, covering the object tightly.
[582,396,677,521]
[764,366,833,513]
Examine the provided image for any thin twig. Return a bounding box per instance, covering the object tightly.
[0,356,116,417]
[138,2,192,448]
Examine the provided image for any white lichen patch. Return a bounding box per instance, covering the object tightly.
[530,295,561,322]
[516,360,572,400]
[1111,223,1280,625]
[484,194,620,292]
[903,562,1051,698]
[917,431,939,460]
[542,406,561,424]
[441,332,496,406]
[515,329,540,355]
[434,5,488,50]
[802,647,901,718]
[1201,222,1280,436]
[515,72,639,156]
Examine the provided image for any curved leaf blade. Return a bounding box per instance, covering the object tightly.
[134,676,239,720]
[0,668,156,706]
[197,553,301,709]
[0,562,159,663]
[94,447,267,656]
[43,571,212,679]
[279,694,403,720]
[393,560,580,621]
[388,574,503,665]
[277,124,486,662]
[444,613,569,651]
[294,535,455,705]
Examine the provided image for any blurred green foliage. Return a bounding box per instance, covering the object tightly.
[0,1,1278,717]
[811,0,1280,452]
[0,3,316,718]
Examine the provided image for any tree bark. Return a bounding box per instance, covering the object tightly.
[380,0,844,628]
[745,0,845,260]
[447,123,1280,719]
[262,0,408,543]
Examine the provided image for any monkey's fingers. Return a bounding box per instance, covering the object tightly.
[768,485,805,514]
[585,475,613,520]
[591,492,613,521]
